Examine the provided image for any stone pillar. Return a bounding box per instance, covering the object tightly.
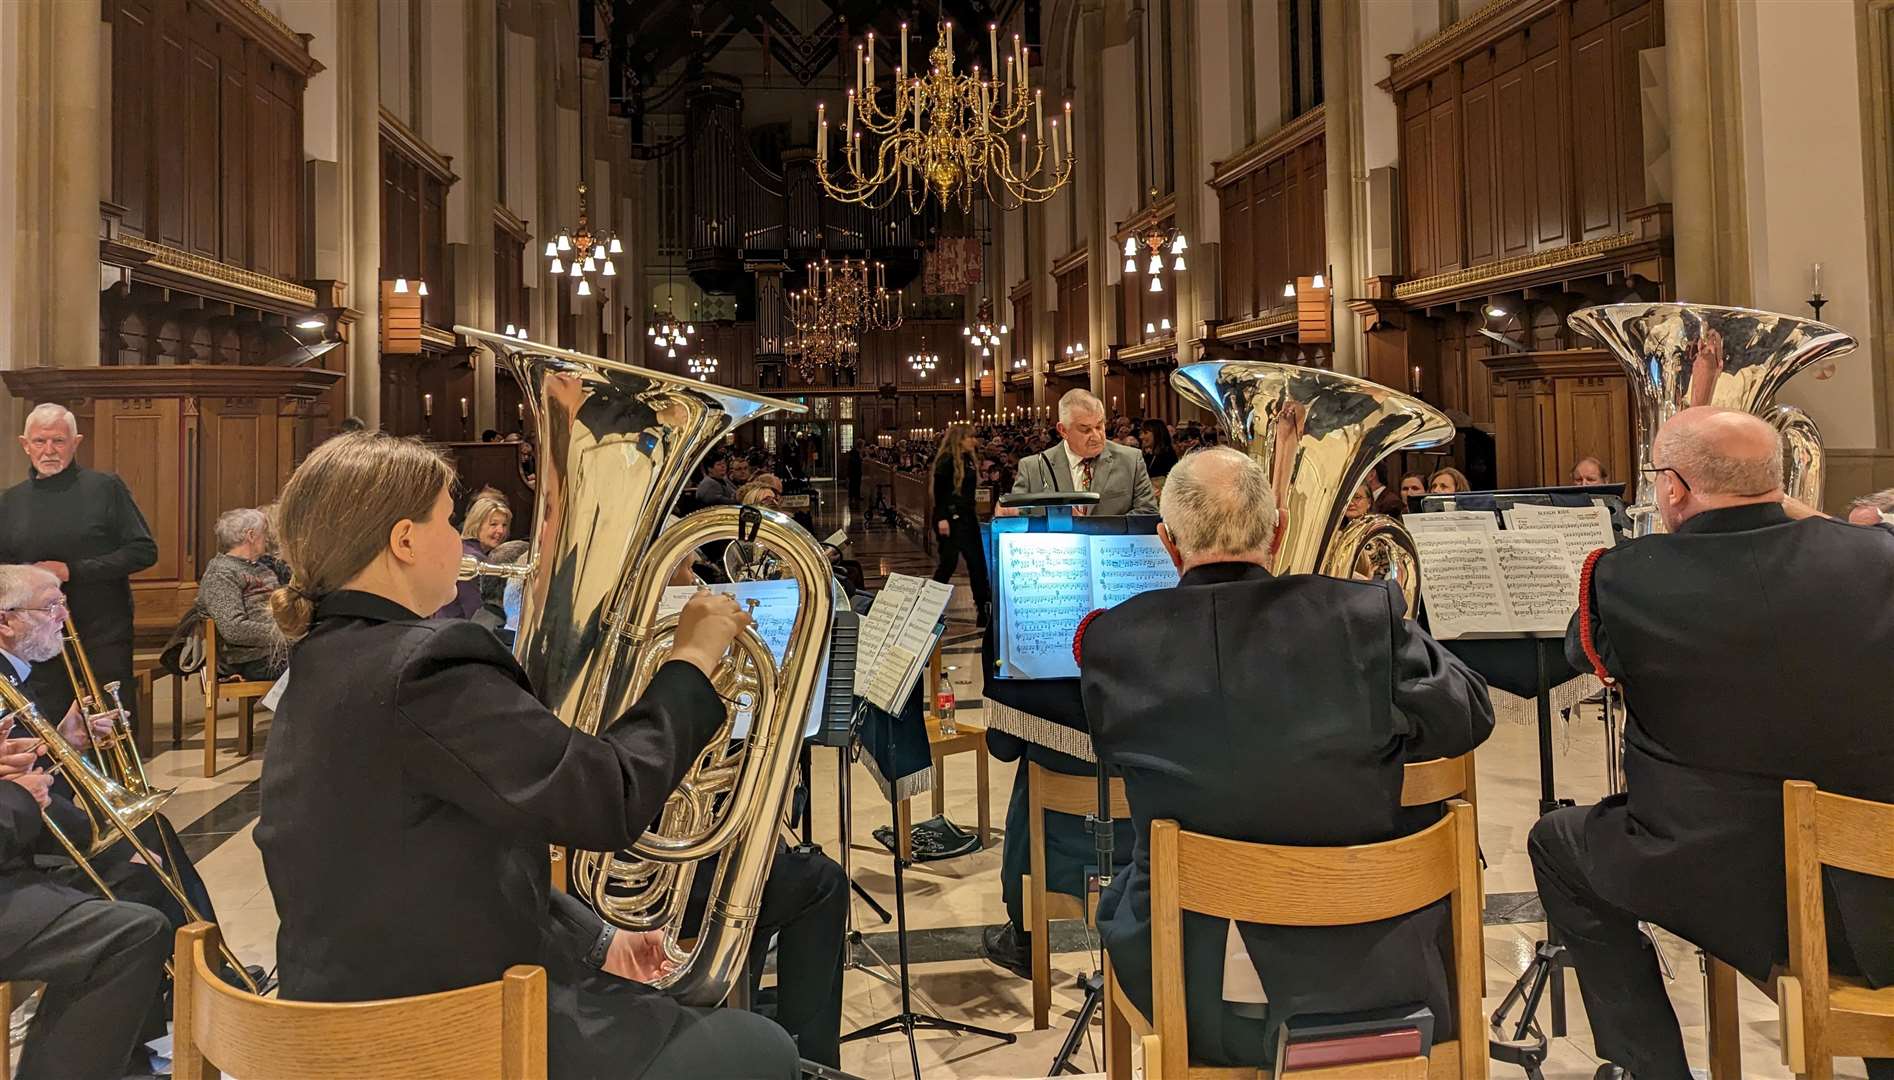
[1320,0,1360,375]
[49,0,104,370]
[462,0,499,429]
[346,0,382,428]
[1167,0,1206,362]
[1080,1,1110,397]
[1663,0,1750,304]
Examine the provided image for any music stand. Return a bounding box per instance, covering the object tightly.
[841,686,1016,1078]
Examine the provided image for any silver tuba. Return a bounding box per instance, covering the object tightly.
[1568,303,1855,534]
[455,327,834,1007]
[1171,360,1455,613]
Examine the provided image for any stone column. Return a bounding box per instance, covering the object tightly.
[1167,0,1206,363]
[1080,1,1111,397]
[49,0,104,370]
[346,0,382,428]
[1320,0,1360,375]
[462,0,499,429]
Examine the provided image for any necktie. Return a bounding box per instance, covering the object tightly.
[1078,456,1096,492]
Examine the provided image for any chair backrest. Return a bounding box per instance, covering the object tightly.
[1149,802,1485,1080]
[171,923,547,1080]
[1029,761,1132,818]
[200,618,221,691]
[1401,754,1474,808]
[1782,780,1894,1072]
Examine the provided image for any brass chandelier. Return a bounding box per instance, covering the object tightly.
[962,296,1009,358]
[546,183,621,297]
[816,20,1075,212]
[785,256,903,377]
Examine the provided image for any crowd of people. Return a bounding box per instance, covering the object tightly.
[1,391,1891,1080]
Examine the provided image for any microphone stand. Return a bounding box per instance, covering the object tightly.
[1047,761,1115,1076]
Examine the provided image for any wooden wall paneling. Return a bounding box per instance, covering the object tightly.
[1555,374,1631,479]
[1402,88,1436,277]
[1461,60,1498,267]
[1428,81,1463,272]
[1219,183,1250,318]
[1570,18,1620,240]
[1259,164,1287,304]
[187,38,220,257]
[218,25,250,268]
[1495,63,1533,257]
[1529,37,1571,250]
[94,397,184,583]
[1612,6,1660,214]
[156,0,189,249]
[197,395,283,576]
[113,0,155,239]
[1299,140,1328,276]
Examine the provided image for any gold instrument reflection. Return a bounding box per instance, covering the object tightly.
[1171,361,1455,613]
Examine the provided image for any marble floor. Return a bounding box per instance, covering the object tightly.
[93,487,1863,1079]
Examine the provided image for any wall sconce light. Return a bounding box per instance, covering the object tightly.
[423,392,434,418]
[394,277,410,294]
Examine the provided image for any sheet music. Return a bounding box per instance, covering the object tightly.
[1503,503,1616,569]
[1089,533,1177,609]
[1493,532,1578,633]
[1403,510,1501,536]
[658,580,827,739]
[1411,531,1509,640]
[995,533,1093,679]
[864,645,919,714]
[853,574,923,696]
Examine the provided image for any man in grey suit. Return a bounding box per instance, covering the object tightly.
[1004,389,1158,516]
[981,388,1155,978]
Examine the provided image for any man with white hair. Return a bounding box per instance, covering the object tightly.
[1846,486,1894,527]
[1541,406,1894,1080]
[1006,388,1157,516]
[1074,447,1492,1068]
[0,404,158,727]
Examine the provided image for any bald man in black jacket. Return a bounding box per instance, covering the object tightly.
[1535,407,1894,1080]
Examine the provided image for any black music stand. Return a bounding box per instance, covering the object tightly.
[842,686,1016,1079]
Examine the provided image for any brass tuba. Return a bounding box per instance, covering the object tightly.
[0,678,256,989]
[455,327,833,1008]
[1170,361,1455,612]
[1569,303,1855,535]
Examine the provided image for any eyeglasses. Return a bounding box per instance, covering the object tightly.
[2,600,67,617]
[1641,465,1692,493]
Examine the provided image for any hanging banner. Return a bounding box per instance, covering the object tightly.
[924,237,983,296]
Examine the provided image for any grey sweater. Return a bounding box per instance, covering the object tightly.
[198,553,285,666]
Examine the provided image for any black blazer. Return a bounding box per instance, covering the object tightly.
[0,781,93,962]
[257,590,727,1074]
[932,453,979,532]
[1079,562,1494,1064]
[1569,502,1894,984]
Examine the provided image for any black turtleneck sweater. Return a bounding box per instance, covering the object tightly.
[0,466,157,643]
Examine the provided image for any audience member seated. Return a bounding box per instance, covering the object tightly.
[473,539,530,633]
[1076,447,1494,1068]
[1571,455,1608,485]
[434,490,513,620]
[695,456,741,506]
[1539,407,1894,1080]
[1428,467,1471,495]
[198,508,289,681]
[1400,472,1427,501]
[738,480,780,508]
[1847,486,1894,527]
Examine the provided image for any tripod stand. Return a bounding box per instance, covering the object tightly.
[841,792,1016,1079]
[834,742,895,986]
[1047,764,1118,1076]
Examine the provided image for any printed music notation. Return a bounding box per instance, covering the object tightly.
[1502,503,1617,570]
[851,573,954,714]
[994,532,1178,679]
[659,580,832,738]
[1408,517,1584,639]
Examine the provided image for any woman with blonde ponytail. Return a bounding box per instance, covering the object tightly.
[255,433,797,1079]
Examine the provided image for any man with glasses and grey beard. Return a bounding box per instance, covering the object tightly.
[1539,407,1894,1080]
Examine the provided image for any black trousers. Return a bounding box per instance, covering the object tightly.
[932,525,991,610]
[1530,807,1892,1080]
[220,655,286,681]
[0,898,169,1080]
[746,844,848,1068]
[635,1006,802,1080]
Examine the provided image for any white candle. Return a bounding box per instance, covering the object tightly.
[817,103,827,163]
[1014,34,1024,90]
[899,22,908,77]
[1811,261,1824,296]
[1064,101,1074,160]
[845,89,854,137]
[1004,56,1015,106]
[866,32,874,90]
[1034,89,1043,143]
[855,43,864,94]
[980,79,989,134]
[988,23,998,77]
[459,396,469,419]
[1049,119,1060,168]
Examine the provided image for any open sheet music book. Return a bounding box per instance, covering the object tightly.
[658,580,832,738]
[849,573,955,715]
[993,532,1178,679]
[1406,504,1615,640]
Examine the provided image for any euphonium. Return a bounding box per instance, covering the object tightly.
[0,676,256,988]
[58,615,154,796]
[455,327,833,1008]
[1170,361,1454,612]
[1568,303,1855,535]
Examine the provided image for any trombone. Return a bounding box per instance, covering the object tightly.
[58,614,153,796]
[0,677,258,992]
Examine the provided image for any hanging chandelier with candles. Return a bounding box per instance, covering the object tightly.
[816,20,1075,212]
[687,354,720,381]
[646,303,696,359]
[785,256,902,377]
[1120,188,1188,294]
[545,182,621,297]
[962,296,1009,358]
[908,340,940,377]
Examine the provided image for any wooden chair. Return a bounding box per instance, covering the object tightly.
[200,618,272,777]
[1027,760,1132,1030]
[1400,755,1476,810]
[171,923,547,1080]
[1103,801,1487,1080]
[1775,780,1894,1079]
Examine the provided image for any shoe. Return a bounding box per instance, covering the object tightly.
[981,922,1033,980]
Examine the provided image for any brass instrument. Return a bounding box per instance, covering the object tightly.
[455,326,833,1008]
[58,614,153,796]
[0,678,257,990]
[1568,303,1856,535]
[1170,361,1454,613]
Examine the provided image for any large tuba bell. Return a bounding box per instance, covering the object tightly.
[455,327,833,1008]
[1171,361,1454,612]
[1569,303,1855,534]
